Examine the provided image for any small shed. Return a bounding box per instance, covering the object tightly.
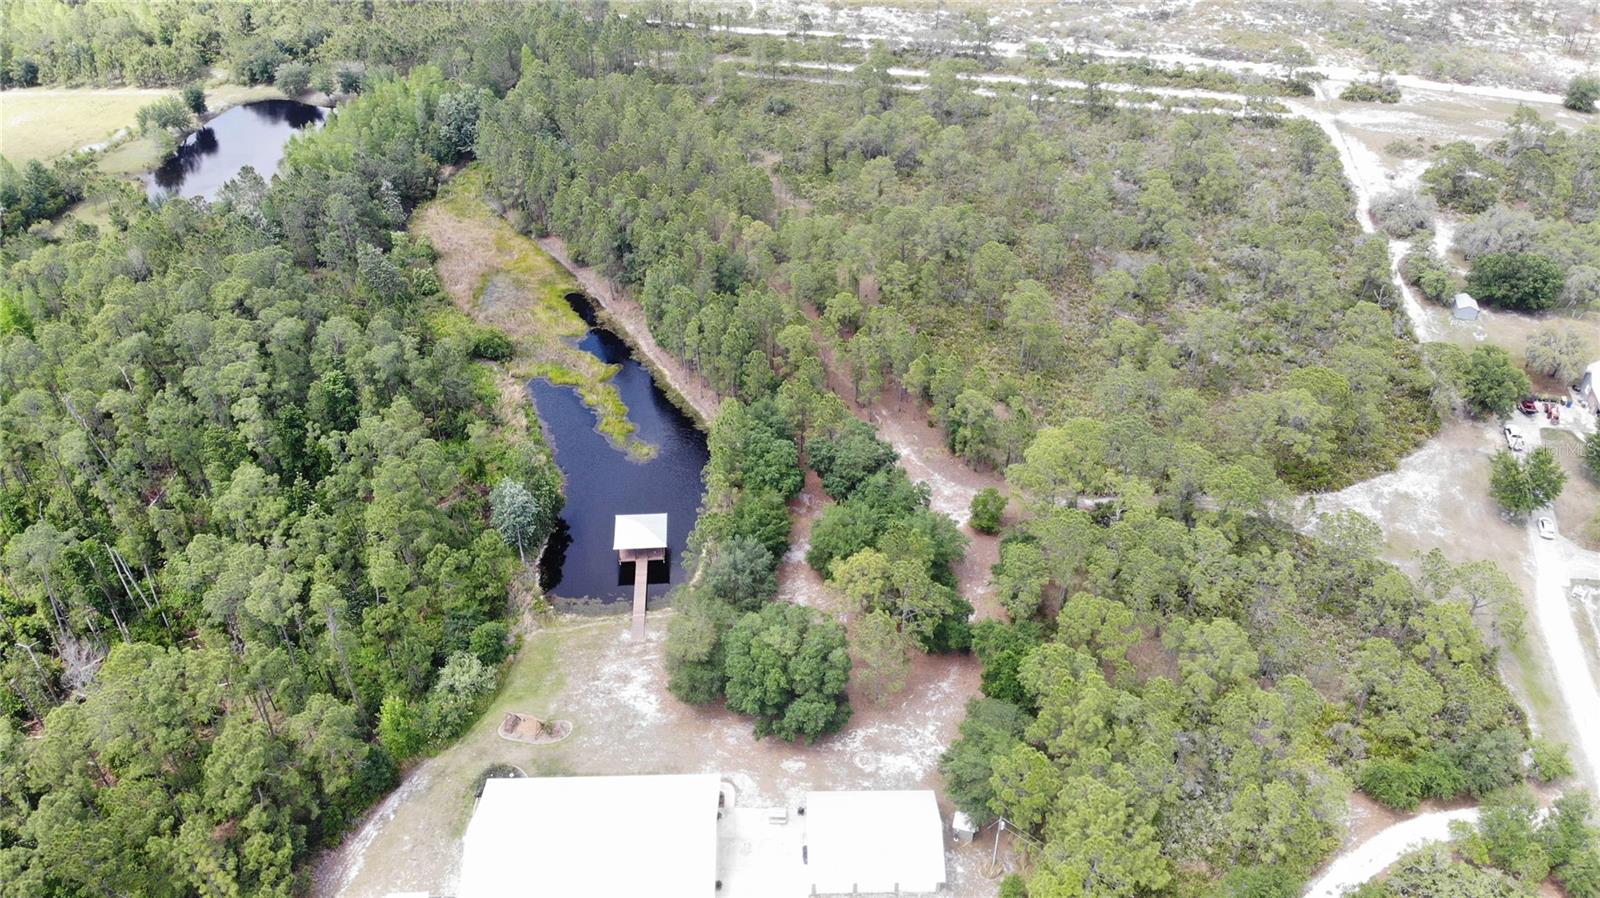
[803,790,947,896]
[1452,293,1480,321]
[1580,362,1600,414]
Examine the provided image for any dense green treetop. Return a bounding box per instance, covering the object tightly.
[0,59,573,895]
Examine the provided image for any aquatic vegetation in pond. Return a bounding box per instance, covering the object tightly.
[529,293,708,601]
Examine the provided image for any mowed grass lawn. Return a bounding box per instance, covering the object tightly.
[1,84,283,165]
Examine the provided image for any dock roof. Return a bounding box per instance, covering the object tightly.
[612,513,669,551]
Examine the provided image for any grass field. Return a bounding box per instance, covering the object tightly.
[2,87,162,163]
[1,83,284,165]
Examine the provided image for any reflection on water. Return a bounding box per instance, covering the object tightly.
[531,293,709,601]
[147,99,325,200]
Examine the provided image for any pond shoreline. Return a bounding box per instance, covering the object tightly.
[528,290,709,603]
[533,234,724,430]
[145,98,326,199]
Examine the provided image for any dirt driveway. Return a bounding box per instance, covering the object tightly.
[1313,416,1600,793]
[309,614,1004,898]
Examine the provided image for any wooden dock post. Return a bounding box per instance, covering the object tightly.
[613,514,669,640]
[630,559,649,638]
[621,547,663,639]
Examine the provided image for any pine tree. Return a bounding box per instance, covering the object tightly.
[490,478,541,562]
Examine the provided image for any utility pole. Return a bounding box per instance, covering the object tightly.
[991,818,1004,870]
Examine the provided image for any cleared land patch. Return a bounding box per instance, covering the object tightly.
[310,614,1002,898]
[2,87,162,162]
[2,83,283,165]
[415,166,652,459]
[1544,429,1600,550]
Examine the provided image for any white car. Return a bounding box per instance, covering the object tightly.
[1537,517,1557,540]
[1502,424,1525,452]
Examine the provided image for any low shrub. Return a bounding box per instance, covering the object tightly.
[1371,189,1434,238]
[1400,250,1458,303]
[1565,73,1600,113]
[1341,78,1401,103]
[470,327,514,361]
[1360,757,1422,810]
[969,487,1006,534]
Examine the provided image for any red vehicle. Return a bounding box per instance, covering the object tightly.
[1519,398,1538,415]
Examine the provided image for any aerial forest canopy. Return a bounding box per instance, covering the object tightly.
[475,44,1435,494]
[4,2,1598,897]
[0,5,633,892]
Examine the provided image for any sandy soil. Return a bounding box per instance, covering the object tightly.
[757,148,814,213]
[311,615,1002,898]
[314,22,1600,894]
[1544,429,1600,550]
[778,469,832,609]
[1313,414,1600,794]
[820,345,1006,621]
[315,185,1030,898]
[1526,466,1600,791]
[1302,806,1482,898]
[702,1,1595,92]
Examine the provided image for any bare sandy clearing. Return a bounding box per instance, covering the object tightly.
[1309,418,1565,745]
[312,615,997,898]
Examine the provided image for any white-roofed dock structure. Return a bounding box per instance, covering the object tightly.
[612,512,669,553]
[612,513,668,636]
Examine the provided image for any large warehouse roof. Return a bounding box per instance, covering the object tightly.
[459,774,721,898]
[804,790,947,896]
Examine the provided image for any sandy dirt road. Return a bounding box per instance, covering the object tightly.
[1301,807,1481,898]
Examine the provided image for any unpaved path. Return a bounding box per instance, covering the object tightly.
[312,615,1000,898]
[688,19,1577,107]
[1301,807,1481,898]
[537,227,1002,611]
[1529,528,1600,790]
[756,57,1257,105]
[1522,412,1600,792]
[757,149,813,213]
[702,20,1589,348]
[1314,413,1600,795]
[800,303,1006,617]
[1290,89,1436,338]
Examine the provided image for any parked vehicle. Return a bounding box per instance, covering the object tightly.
[1537,517,1557,540]
[1520,398,1539,415]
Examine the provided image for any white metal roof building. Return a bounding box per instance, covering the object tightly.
[612,513,669,552]
[458,774,721,898]
[456,775,948,898]
[804,790,947,896]
[1452,292,1480,320]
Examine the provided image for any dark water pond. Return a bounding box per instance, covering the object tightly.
[532,293,708,602]
[146,100,326,200]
